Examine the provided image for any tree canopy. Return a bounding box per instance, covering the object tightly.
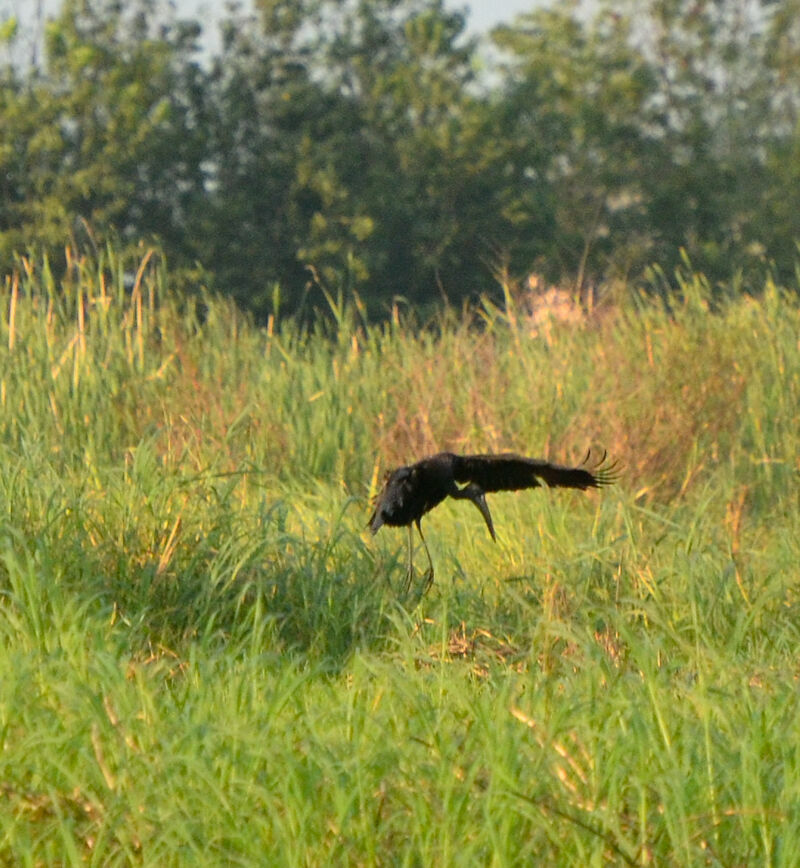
[2,0,800,317]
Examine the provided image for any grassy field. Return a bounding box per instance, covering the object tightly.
[1,245,799,865]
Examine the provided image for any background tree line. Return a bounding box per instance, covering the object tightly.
[2,0,800,317]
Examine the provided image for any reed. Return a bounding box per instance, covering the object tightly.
[0,244,798,864]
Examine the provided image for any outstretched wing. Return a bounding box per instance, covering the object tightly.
[453,450,619,492]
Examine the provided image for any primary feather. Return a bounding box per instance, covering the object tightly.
[453,451,617,492]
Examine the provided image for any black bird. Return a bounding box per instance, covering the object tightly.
[368,450,619,591]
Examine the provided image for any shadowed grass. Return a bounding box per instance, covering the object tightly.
[0,245,799,863]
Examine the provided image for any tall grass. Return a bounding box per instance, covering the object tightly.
[1,244,799,864]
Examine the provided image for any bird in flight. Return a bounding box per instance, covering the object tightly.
[368,450,619,592]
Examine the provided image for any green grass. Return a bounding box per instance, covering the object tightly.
[1,244,799,864]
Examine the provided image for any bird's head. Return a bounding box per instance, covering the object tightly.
[368,465,416,534]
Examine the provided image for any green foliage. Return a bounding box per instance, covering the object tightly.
[492,4,660,284]
[0,16,17,45]
[1,245,799,862]
[4,0,800,316]
[202,0,498,311]
[0,0,207,267]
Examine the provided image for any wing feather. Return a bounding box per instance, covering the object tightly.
[453,451,618,492]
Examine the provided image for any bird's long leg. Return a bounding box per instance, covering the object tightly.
[416,519,435,592]
[403,523,415,593]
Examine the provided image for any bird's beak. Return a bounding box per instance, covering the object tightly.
[368,511,383,534]
[469,490,496,542]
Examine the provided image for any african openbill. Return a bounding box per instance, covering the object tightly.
[368,450,619,591]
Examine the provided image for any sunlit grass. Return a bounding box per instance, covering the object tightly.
[0,244,799,863]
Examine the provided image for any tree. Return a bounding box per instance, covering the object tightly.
[624,0,778,279]
[5,0,800,316]
[0,0,208,268]
[199,0,339,311]
[317,0,500,308]
[491,2,662,288]
[203,0,519,314]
